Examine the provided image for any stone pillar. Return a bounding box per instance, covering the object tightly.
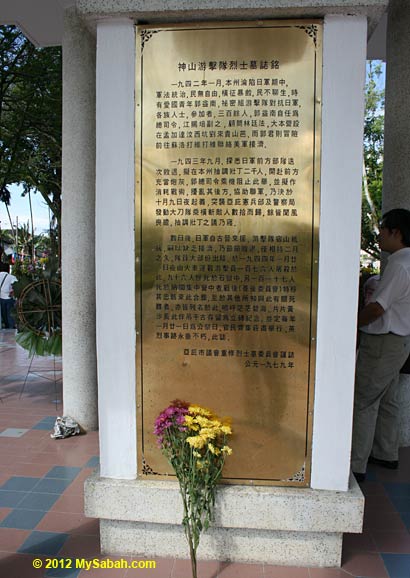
[61,7,98,431]
[383,0,410,208]
[382,0,410,445]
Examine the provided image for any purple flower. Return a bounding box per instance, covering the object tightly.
[154,402,189,444]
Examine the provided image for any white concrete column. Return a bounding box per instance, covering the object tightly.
[383,0,410,446]
[95,19,136,478]
[62,7,98,431]
[311,15,367,490]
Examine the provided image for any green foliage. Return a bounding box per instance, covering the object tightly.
[0,227,14,246]
[0,25,61,253]
[362,61,384,259]
[1,223,55,262]
[16,329,61,358]
[13,257,61,357]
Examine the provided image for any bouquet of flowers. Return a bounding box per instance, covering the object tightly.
[154,400,232,578]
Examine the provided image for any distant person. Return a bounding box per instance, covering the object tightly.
[0,263,17,329]
[351,209,410,482]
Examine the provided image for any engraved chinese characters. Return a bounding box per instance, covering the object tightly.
[136,22,322,485]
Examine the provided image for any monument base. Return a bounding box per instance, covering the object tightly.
[85,473,364,567]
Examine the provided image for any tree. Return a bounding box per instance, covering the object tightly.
[362,61,385,260]
[0,25,61,259]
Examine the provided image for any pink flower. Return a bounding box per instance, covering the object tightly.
[154,402,189,445]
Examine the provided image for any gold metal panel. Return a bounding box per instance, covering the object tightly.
[136,20,322,486]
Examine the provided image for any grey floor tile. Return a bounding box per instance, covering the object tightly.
[45,467,81,480]
[17,492,60,511]
[32,478,72,494]
[0,490,27,507]
[1,508,46,529]
[1,477,41,491]
[381,553,410,578]
[18,530,69,556]
[84,456,99,468]
[0,428,29,437]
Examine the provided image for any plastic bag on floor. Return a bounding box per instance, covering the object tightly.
[50,416,81,439]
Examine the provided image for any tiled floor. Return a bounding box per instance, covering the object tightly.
[1,330,410,577]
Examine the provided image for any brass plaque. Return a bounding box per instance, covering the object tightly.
[136,20,322,486]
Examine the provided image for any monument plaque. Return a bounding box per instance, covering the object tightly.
[136,20,322,485]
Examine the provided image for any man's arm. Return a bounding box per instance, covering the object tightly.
[358,301,385,328]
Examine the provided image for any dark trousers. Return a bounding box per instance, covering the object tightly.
[0,298,15,329]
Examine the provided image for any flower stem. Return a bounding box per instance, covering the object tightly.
[188,533,197,578]
[180,483,198,578]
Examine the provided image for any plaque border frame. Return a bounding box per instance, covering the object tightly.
[135,19,322,487]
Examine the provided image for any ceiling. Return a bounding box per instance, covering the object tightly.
[0,0,387,59]
[0,0,74,47]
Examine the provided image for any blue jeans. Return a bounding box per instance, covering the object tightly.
[0,298,15,329]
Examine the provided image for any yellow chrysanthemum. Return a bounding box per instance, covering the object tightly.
[208,418,222,429]
[184,415,200,431]
[186,435,206,449]
[220,424,232,435]
[188,405,212,417]
[198,427,217,440]
[195,415,213,428]
[207,443,221,455]
[221,445,233,455]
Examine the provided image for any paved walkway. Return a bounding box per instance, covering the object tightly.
[0,330,409,577]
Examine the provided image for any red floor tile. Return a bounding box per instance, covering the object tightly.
[8,462,52,477]
[343,530,378,552]
[59,534,101,558]
[171,558,220,578]
[308,570,349,578]
[50,492,85,514]
[35,511,91,534]
[63,473,93,495]
[371,530,410,553]
[26,452,88,467]
[218,561,264,577]
[264,565,310,577]
[0,553,48,578]
[71,518,99,535]
[364,493,396,511]
[0,453,28,465]
[0,528,31,552]
[341,552,389,577]
[0,507,12,522]
[364,508,407,531]
[0,473,12,485]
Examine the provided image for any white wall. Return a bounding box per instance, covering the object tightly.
[311,14,367,490]
[95,19,136,478]
[95,16,367,490]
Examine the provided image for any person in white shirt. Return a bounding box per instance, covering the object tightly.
[0,263,17,329]
[351,209,410,482]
